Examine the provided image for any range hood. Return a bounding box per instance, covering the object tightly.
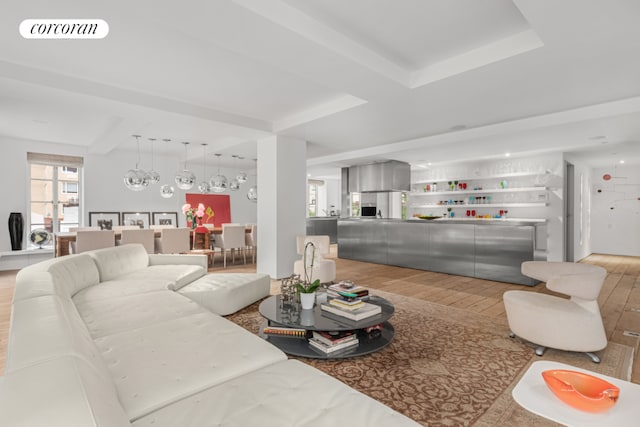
[347,160,410,193]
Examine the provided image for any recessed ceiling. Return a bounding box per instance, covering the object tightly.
[1,0,640,178]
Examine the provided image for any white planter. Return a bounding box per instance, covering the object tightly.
[300,292,316,309]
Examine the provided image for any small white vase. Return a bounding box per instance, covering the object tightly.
[300,292,316,310]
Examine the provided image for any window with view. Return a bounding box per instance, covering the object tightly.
[28,152,83,240]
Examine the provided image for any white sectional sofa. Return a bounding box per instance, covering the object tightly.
[0,244,419,426]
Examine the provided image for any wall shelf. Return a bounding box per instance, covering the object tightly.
[409,186,547,196]
[413,171,549,184]
[410,202,548,209]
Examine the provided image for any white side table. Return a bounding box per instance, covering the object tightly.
[513,361,640,426]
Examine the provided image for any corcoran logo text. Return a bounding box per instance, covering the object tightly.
[20,19,109,39]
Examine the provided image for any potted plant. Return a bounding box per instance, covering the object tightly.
[296,240,321,309]
[296,279,321,309]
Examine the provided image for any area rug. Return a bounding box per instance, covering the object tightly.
[227,290,633,427]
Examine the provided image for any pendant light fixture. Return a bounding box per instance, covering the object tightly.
[236,155,248,184]
[246,158,257,202]
[159,138,175,198]
[229,155,240,191]
[210,153,228,193]
[174,141,196,190]
[123,134,150,191]
[147,138,160,184]
[197,143,210,193]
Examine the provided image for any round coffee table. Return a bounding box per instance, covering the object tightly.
[258,294,395,359]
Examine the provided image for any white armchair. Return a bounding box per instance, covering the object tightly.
[503,261,608,363]
[293,235,336,285]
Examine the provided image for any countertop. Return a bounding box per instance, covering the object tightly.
[338,217,546,226]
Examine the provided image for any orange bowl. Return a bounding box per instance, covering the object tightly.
[541,369,620,413]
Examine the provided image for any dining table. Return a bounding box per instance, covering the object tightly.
[53,226,251,257]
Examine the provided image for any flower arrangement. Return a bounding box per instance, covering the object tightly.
[182,203,205,229]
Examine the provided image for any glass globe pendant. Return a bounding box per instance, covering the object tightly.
[246,158,257,202]
[209,153,228,193]
[123,135,150,191]
[174,141,195,190]
[234,155,248,183]
[197,143,210,193]
[229,179,240,191]
[147,138,160,184]
[160,184,174,198]
[246,185,257,202]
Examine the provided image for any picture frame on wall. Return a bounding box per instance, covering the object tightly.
[89,212,121,230]
[121,212,151,229]
[152,211,178,227]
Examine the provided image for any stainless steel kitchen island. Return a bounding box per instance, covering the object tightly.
[337,218,547,286]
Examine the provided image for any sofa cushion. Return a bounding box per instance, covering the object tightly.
[72,264,206,304]
[133,359,420,427]
[45,254,101,298]
[76,291,206,338]
[6,295,114,389]
[139,264,206,291]
[0,356,131,427]
[88,244,150,282]
[178,273,270,315]
[94,311,287,420]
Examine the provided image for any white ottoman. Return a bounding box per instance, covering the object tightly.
[177,273,271,316]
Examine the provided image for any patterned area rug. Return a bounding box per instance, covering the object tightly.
[227,291,633,427]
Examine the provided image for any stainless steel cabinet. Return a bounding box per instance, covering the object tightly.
[338,219,542,285]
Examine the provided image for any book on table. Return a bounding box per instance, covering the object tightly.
[308,336,359,354]
[262,326,308,339]
[328,298,365,311]
[328,283,369,299]
[311,330,357,346]
[320,301,382,321]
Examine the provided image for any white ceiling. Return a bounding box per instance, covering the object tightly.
[1,0,640,175]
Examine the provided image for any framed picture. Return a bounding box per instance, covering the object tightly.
[152,211,178,227]
[121,212,151,229]
[89,212,120,230]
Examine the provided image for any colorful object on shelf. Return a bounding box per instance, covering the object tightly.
[541,369,620,413]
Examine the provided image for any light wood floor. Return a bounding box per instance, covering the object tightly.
[1,252,639,383]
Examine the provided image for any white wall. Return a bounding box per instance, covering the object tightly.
[0,137,256,252]
[590,164,640,256]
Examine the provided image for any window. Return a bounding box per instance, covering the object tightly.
[308,182,318,217]
[351,193,361,217]
[28,152,83,236]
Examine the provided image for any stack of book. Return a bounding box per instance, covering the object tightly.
[321,300,382,321]
[308,330,359,354]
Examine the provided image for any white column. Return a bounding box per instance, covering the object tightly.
[256,135,307,278]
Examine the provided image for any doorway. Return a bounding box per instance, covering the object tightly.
[565,162,575,262]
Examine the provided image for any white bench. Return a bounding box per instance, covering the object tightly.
[177,273,271,315]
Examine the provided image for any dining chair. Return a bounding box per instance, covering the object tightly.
[213,223,246,267]
[118,229,155,254]
[150,224,175,231]
[154,227,190,254]
[245,224,257,264]
[69,227,100,232]
[70,230,115,254]
[113,225,142,231]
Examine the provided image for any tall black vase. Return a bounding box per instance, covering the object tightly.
[9,212,23,251]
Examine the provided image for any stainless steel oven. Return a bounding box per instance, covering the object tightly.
[361,206,377,217]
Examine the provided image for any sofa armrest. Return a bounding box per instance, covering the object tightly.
[148,254,207,270]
